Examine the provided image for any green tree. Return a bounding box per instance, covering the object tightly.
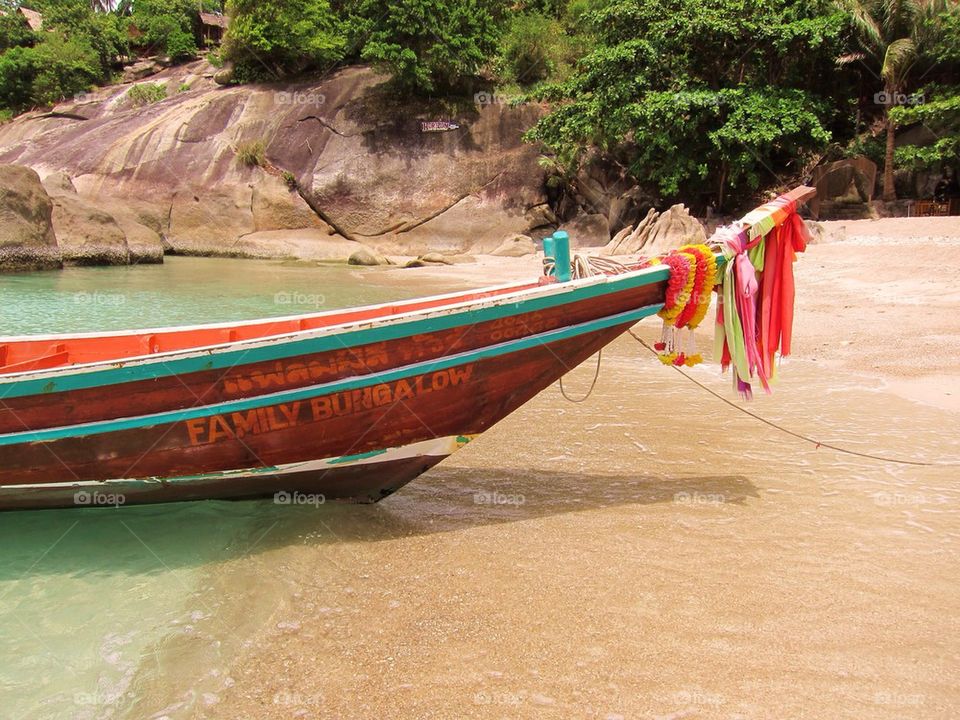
[131,0,199,62]
[526,0,845,209]
[890,88,960,169]
[836,0,953,200]
[498,12,575,84]
[37,0,129,73]
[0,45,38,112]
[223,0,344,80]
[30,32,100,104]
[0,10,37,52]
[355,0,498,94]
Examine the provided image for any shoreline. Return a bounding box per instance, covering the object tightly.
[114,215,960,718]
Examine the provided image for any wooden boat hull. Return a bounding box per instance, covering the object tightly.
[0,308,652,510]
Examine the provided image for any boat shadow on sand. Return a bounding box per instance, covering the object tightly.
[0,468,758,579]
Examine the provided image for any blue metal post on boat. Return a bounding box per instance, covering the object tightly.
[542,237,556,277]
[552,230,571,282]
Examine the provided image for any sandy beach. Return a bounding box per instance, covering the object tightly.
[115,216,960,720]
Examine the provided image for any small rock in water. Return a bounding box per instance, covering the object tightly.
[348,248,392,266]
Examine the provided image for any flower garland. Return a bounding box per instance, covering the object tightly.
[656,252,695,326]
[653,250,702,367]
[679,244,719,330]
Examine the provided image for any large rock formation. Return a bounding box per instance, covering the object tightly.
[0,164,62,272]
[0,62,549,264]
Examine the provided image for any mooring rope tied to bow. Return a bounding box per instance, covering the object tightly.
[628,329,960,468]
[558,350,603,403]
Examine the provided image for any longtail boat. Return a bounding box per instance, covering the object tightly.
[0,187,816,510]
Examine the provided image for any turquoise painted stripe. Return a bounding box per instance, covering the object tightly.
[0,303,662,446]
[0,267,670,400]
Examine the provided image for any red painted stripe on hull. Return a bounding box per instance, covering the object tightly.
[0,324,629,489]
[0,282,664,433]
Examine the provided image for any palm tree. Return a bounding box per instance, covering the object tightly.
[837,0,950,201]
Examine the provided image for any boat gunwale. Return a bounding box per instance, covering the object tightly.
[0,264,671,388]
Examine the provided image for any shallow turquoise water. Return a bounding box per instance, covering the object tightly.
[0,258,440,719]
[0,256,426,336]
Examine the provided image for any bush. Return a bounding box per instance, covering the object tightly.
[29,34,101,107]
[498,12,582,84]
[356,0,498,94]
[525,0,844,208]
[281,170,298,188]
[0,11,36,52]
[127,83,168,106]
[0,46,38,113]
[132,0,199,62]
[38,1,129,74]
[236,139,266,167]
[224,0,344,81]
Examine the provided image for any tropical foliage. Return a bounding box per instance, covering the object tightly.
[223,0,343,81]
[525,0,846,207]
[0,0,956,208]
[353,0,499,93]
[836,0,955,199]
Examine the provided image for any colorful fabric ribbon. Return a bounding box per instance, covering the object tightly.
[713,197,808,399]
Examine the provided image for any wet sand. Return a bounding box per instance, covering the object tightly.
[143,218,960,719]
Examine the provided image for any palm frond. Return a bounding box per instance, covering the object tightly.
[838,0,886,54]
[881,37,916,83]
[836,51,868,65]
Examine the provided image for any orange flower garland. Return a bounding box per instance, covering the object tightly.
[657,252,696,326]
[651,245,720,367]
[679,244,719,330]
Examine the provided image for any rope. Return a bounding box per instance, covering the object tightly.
[544,255,635,281]
[559,350,603,403]
[627,329,960,468]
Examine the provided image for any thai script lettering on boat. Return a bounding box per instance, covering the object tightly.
[222,343,390,395]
